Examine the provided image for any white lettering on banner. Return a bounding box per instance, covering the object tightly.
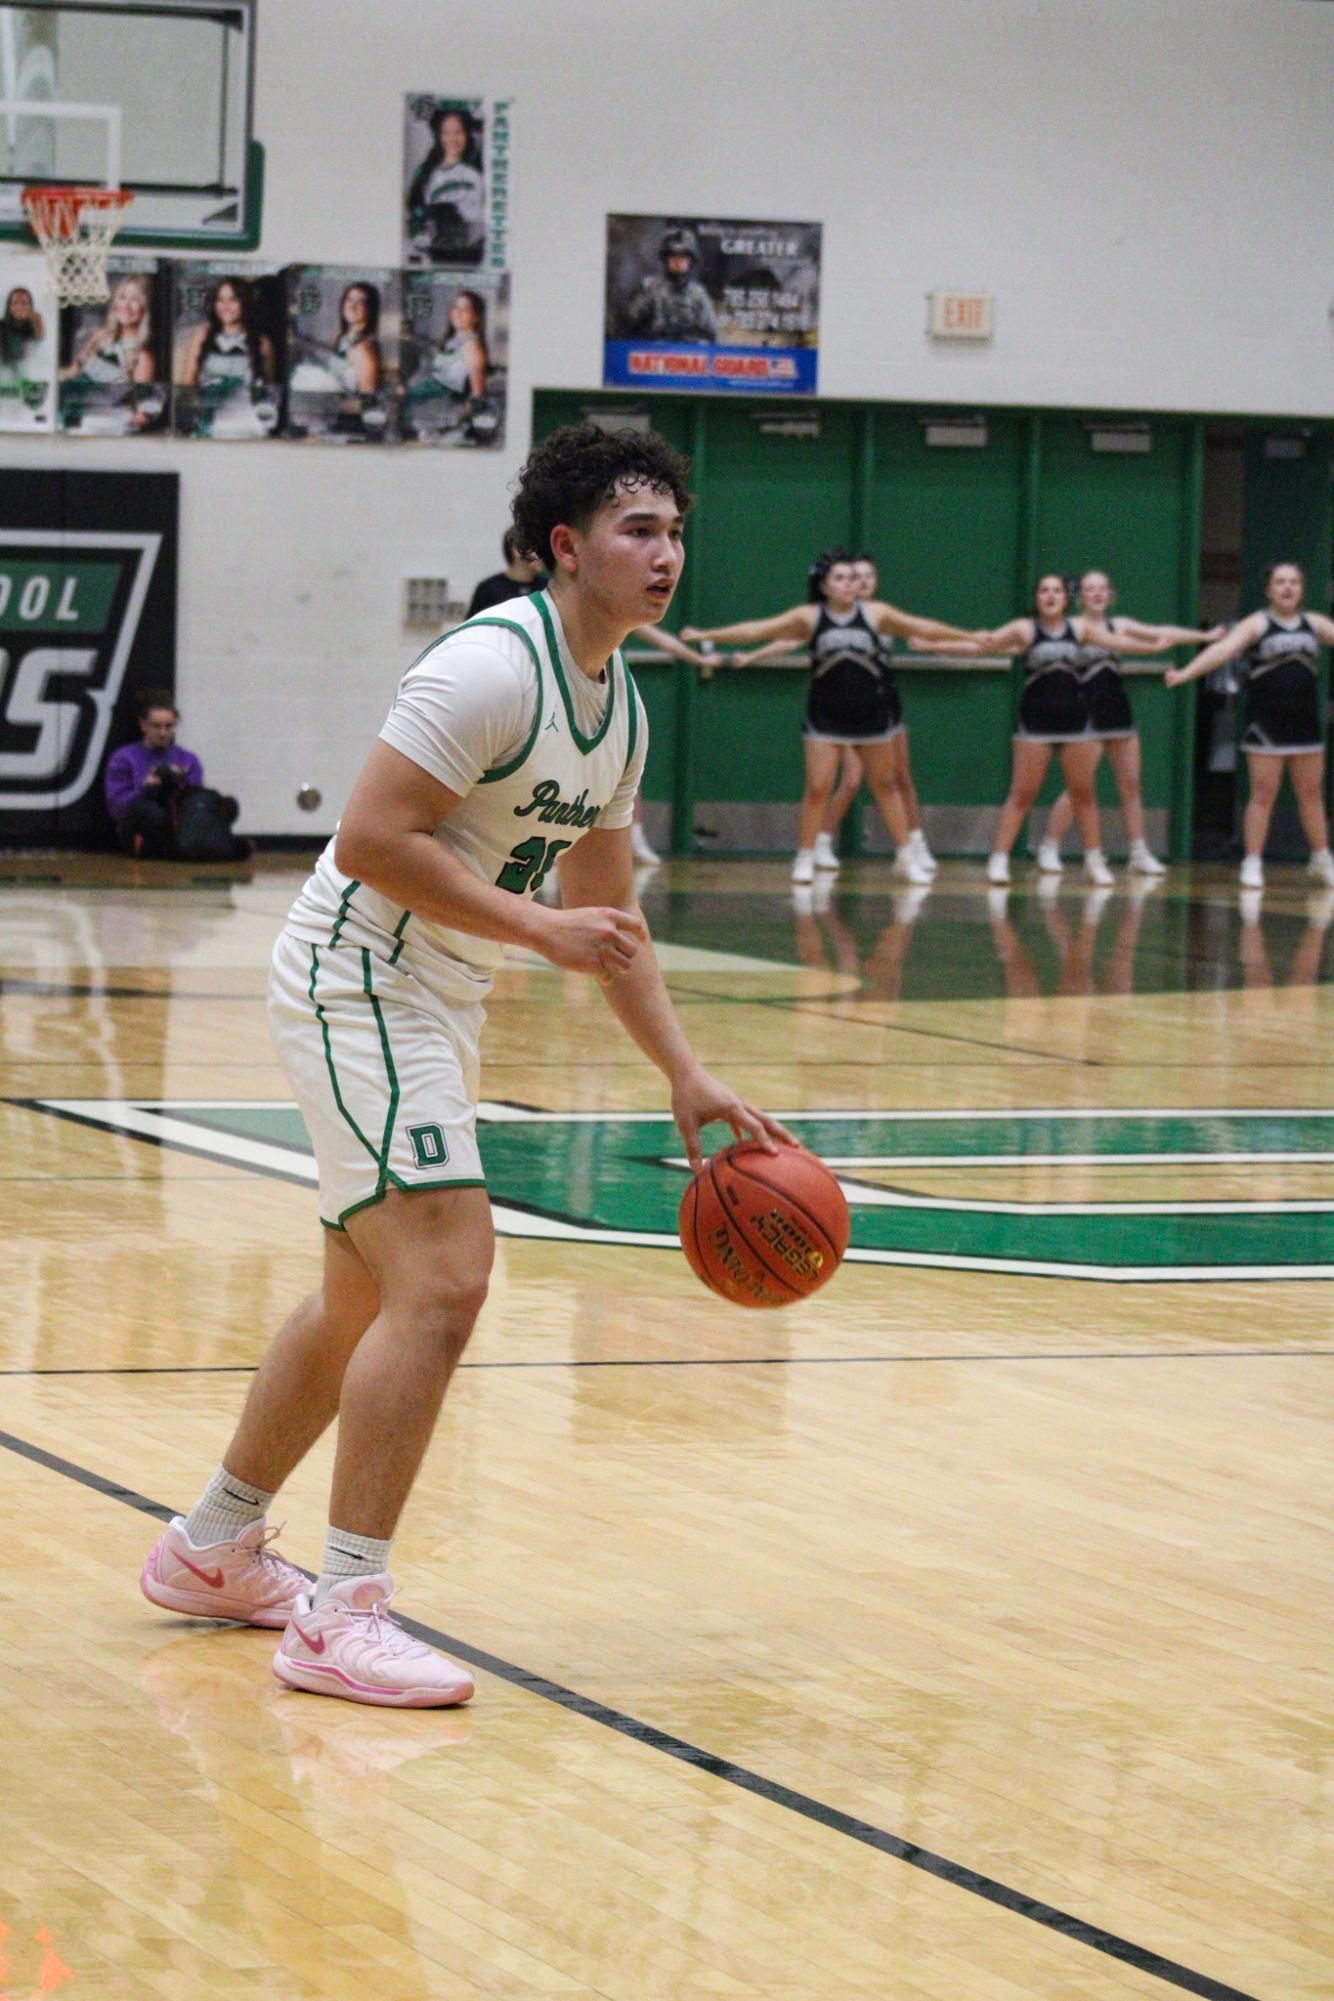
[19,575,49,621]
[488,100,511,270]
[56,576,78,621]
[720,236,799,257]
[0,647,97,778]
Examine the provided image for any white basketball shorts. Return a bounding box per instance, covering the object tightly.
[268,927,486,1231]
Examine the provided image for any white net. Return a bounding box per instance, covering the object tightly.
[21,187,134,306]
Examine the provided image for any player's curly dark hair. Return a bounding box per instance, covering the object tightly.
[511,422,694,567]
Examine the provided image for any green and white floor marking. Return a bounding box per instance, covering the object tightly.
[24,1100,1334,1283]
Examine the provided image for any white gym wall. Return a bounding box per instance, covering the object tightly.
[4,0,1331,832]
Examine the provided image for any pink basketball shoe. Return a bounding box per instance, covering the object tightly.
[272,1575,475,1707]
[140,1517,307,1628]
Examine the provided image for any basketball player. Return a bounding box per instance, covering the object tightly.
[1162,561,1334,890]
[1037,569,1220,876]
[813,553,937,879]
[140,422,794,1706]
[969,575,1163,885]
[683,551,972,884]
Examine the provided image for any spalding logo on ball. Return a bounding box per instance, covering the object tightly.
[678,1141,850,1308]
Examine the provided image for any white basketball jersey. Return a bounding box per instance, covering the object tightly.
[285,589,646,999]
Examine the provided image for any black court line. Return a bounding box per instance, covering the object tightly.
[668,982,1097,1065]
[0,978,267,1001]
[0,1425,1262,2001]
[1,1349,1331,1379]
[12,1099,321,1194]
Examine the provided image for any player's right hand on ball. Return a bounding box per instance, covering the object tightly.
[540,904,647,979]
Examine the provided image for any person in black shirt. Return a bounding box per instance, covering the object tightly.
[466,531,546,617]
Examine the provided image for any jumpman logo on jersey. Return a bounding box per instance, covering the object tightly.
[545,713,560,732]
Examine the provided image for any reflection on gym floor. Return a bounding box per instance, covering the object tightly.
[638,865,1334,1003]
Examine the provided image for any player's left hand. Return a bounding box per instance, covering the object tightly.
[671,1066,798,1175]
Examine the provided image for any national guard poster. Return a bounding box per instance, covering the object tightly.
[604,215,821,394]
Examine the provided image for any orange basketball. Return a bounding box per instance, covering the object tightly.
[678,1141,850,1309]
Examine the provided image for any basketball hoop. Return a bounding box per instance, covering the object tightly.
[21,185,134,306]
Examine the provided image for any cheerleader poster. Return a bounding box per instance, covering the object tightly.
[286,266,400,443]
[0,254,56,433]
[402,95,512,272]
[400,270,508,448]
[172,263,285,440]
[59,257,173,436]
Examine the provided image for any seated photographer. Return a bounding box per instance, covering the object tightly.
[104,690,249,860]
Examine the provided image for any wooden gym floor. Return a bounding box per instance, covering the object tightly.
[1,852,1330,2000]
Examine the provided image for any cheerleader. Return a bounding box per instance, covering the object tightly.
[1163,562,1334,890]
[68,274,154,387]
[974,574,1160,886]
[180,278,275,393]
[812,553,937,878]
[1039,569,1219,876]
[684,550,973,883]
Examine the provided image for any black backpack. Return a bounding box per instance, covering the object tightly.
[174,786,242,861]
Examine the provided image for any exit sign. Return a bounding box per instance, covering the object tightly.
[927,292,994,339]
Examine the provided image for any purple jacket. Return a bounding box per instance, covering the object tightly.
[104,740,205,819]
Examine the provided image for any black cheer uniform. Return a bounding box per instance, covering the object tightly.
[1241,614,1324,754]
[803,603,902,743]
[1074,617,1136,738]
[1014,618,1092,742]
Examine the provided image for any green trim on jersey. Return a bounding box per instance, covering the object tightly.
[396,612,547,787]
[307,944,409,1212]
[622,666,640,779]
[361,948,401,1187]
[463,616,546,783]
[329,879,360,948]
[386,909,411,966]
[308,944,391,1178]
[322,1178,488,1232]
[534,590,617,754]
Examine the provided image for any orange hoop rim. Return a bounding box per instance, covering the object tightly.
[21,184,133,236]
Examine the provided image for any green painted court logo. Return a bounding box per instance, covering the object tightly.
[25,1099,1334,1283]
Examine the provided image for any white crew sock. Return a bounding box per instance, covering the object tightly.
[813,830,836,858]
[183,1464,276,1548]
[1312,847,1333,867]
[314,1526,394,1604]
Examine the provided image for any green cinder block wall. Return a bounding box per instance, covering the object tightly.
[533,391,1330,859]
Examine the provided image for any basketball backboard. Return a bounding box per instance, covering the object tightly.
[0,0,260,247]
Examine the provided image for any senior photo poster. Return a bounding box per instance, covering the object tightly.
[172,264,286,441]
[400,269,508,448]
[59,257,173,437]
[604,215,821,394]
[0,252,56,433]
[402,94,512,273]
[286,266,400,443]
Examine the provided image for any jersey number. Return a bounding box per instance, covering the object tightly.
[495,835,571,895]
